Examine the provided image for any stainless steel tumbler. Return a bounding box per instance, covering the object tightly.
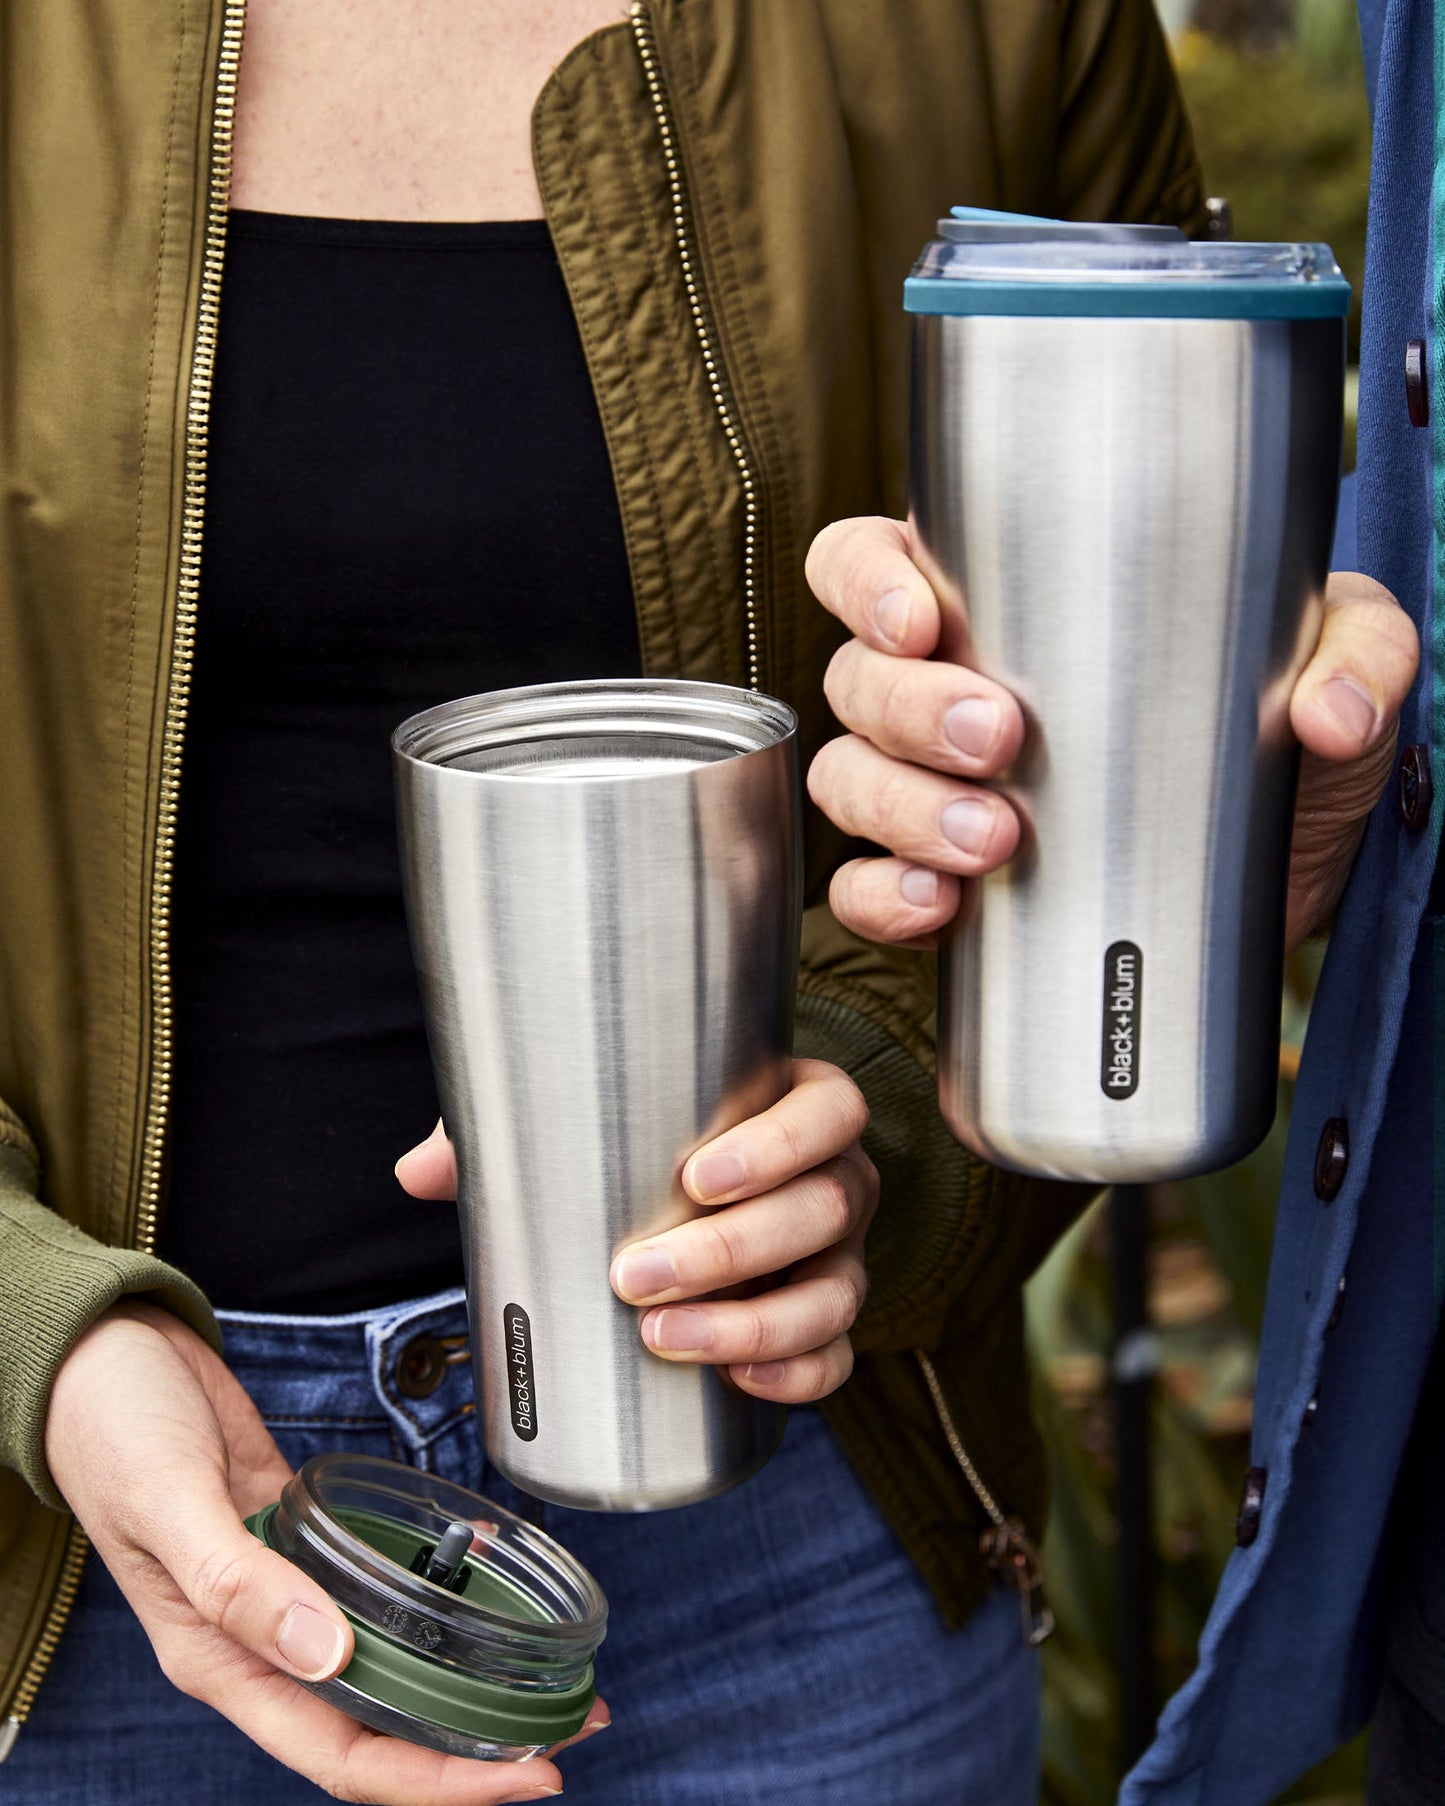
[393,680,800,1510]
[907,211,1349,1182]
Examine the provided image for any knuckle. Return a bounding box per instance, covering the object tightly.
[831,1072,869,1140]
[828,861,897,938]
[870,758,924,844]
[858,1153,881,1223]
[804,518,850,594]
[155,1643,205,1700]
[772,1109,808,1177]
[694,1212,748,1285]
[811,1272,862,1339]
[811,1166,855,1240]
[186,1546,251,1637]
[832,1270,866,1333]
[740,1300,779,1359]
[876,660,921,750]
[805,733,852,808]
[822,640,860,719]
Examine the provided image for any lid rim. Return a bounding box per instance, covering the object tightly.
[904,275,1351,320]
[392,678,797,777]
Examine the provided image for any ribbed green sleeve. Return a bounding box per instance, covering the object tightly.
[793,984,1001,1352]
[0,1143,221,1509]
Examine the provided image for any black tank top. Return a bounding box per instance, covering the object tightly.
[159,211,642,1311]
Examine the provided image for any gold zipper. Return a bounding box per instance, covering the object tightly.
[916,1350,1055,1648]
[629,1,762,690]
[0,0,247,1753]
[134,0,246,1259]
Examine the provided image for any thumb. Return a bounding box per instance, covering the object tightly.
[151,1478,354,1683]
[395,1117,458,1200]
[1290,572,1418,762]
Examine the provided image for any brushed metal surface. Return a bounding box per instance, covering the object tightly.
[911,315,1342,1181]
[394,681,799,1510]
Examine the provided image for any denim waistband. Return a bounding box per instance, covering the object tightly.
[215,1287,473,1460]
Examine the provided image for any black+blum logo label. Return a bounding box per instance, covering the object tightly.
[1101,941,1142,1099]
[503,1304,538,1441]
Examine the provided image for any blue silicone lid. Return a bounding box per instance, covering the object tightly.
[904,207,1351,320]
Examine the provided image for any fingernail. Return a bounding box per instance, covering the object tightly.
[506,1787,563,1801]
[648,1307,713,1352]
[941,797,996,855]
[875,587,913,646]
[1321,676,1379,743]
[899,865,939,908]
[944,696,1002,759]
[614,1244,677,1300]
[689,1151,747,1198]
[277,1603,346,1680]
[744,1361,788,1386]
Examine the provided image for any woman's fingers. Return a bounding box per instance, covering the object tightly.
[141,1635,569,1804]
[732,1333,856,1405]
[395,1119,457,1200]
[637,1238,868,1374]
[612,1149,876,1304]
[805,516,943,657]
[823,637,1024,777]
[678,1058,868,1206]
[828,855,963,946]
[808,734,1021,875]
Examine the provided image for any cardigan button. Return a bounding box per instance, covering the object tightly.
[1314,1118,1349,1202]
[1406,339,1428,428]
[1301,1391,1319,1430]
[1327,1270,1348,1330]
[1398,744,1433,833]
[1236,1466,1268,1547]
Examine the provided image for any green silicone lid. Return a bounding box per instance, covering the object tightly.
[244,1455,607,1758]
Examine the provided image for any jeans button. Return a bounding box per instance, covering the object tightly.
[395,1334,449,1399]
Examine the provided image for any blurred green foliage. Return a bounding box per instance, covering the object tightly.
[1029,950,1372,1803]
[1171,0,1371,459]
[1027,18,1375,1797]
[1017,13,1375,1799]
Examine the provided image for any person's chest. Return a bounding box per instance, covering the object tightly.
[231,0,633,220]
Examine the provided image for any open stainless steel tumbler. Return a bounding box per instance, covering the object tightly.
[908,210,1348,1182]
[394,680,800,1510]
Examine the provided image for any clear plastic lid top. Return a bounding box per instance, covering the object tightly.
[905,207,1350,319]
[265,1454,607,1688]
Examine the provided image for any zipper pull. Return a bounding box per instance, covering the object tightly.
[979,1519,1055,1648]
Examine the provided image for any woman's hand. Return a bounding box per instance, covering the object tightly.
[46,1302,604,1804]
[397,1059,877,1405]
[804,517,1419,956]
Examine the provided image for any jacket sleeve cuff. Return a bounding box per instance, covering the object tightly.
[794,980,1003,1349]
[0,1144,221,1508]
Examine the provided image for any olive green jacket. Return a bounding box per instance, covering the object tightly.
[0,0,1204,1743]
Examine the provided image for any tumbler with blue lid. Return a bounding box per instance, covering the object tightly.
[908,208,1349,1182]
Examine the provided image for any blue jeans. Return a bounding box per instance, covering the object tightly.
[8,1289,1040,1803]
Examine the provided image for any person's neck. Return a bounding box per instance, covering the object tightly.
[230,0,632,222]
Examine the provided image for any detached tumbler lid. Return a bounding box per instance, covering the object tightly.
[247,1454,607,1759]
[905,205,1350,319]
